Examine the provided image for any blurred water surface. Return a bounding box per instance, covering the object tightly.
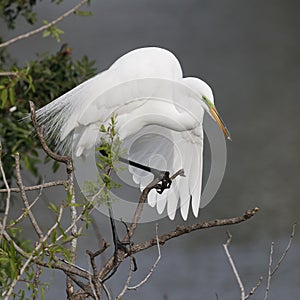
[2,1,300,299]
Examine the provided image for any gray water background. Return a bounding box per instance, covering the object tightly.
[1,1,300,299]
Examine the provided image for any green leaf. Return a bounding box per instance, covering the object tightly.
[52,161,60,173]
[74,10,93,17]
[57,223,67,240]
[1,88,8,108]
[42,29,51,38]
[8,87,15,105]
[48,202,58,213]
[100,124,106,132]
[51,230,57,244]
[41,285,45,300]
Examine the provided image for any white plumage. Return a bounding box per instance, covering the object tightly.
[36,47,230,220]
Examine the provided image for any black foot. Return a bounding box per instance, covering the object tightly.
[102,220,137,282]
[115,238,131,253]
[154,171,172,194]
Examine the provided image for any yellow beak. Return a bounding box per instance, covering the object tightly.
[209,107,232,141]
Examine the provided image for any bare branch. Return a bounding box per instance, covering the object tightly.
[0,226,84,286]
[126,169,185,241]
[0,71,19,76]
[0,142,11,240]
[264,223,296,300]
[30,101,79,296]
[128,223,161,291]
[98,169,185,280]
[0,223,30,257]
[116,257,134,299]
[85,242,110,300]
[29,101,72,167]
[223,232,245,300]
[264,241,274,300]
[0,180,67,193]
[271,223,296,276]
[7,184,44,228]
[64,273,95,299]
[3,204,63,299]
[245,276,263,299]
[86,241,109,275]
[33,265,42,300]
[88,275,100,300]
[0,0,89,49]
[130,207,259,255]
[15,152,44,239]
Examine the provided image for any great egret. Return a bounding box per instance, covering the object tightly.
[36,47,230,221]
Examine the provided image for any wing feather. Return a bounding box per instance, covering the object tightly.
[35,47,183,154]
[123,123,204,220]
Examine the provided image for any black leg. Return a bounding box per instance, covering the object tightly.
[117,154,173,193]
[99,149,173,193]
[99,149,170,282]
[102,204,132,282]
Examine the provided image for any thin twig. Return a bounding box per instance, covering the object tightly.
[64,272,96,298]
[0,142,11,240]
[264,223,296,300]
[102,282,112,300]
[33,265,42,300]
[1,221,92,281]
[51,202,92,245]
[98,169,185,281]
[126,168,185,241]
[30,101,79,298]
[98,206,259,281]
[0,71,19,76]
[0,0,89,49]
[264,242,274,300]
[128,223,161,291]
[15,152,44,239]
[3,204,64,299]
[88,273,100,300]
[7,184,44,228]
[29,101,72,166]
[245,276,263,299]
[116,257,134,299]
[223,232,245,300]
[86,241,109,274]
[130,207,260,255]
[271,223,296,276]
[0,223,29,257]
[86,242,110,300]
[66,165,78,298]
[0,180,67,193]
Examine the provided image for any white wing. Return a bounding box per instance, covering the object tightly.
[35,47,213,220]
[122,118,204,220]
[36,47,183,154]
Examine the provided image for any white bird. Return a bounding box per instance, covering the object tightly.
[36,47,230,220]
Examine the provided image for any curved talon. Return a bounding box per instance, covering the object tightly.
[102,219,137,282]
[155,171,172,194]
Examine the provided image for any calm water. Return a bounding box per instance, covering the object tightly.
[2,0,300,299]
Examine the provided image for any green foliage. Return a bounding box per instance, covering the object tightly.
[0,0,96,187]
[42,21,64,42]
[0,1,98,297]
[0,227,35,299]
[0,44,96,186]
[0,0,38,29]
[83,116,122,207]
[74,10,93,17]
[0,0,63,29]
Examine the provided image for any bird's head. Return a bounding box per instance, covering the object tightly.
[183,77,231,141]
[202,95,231,141]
